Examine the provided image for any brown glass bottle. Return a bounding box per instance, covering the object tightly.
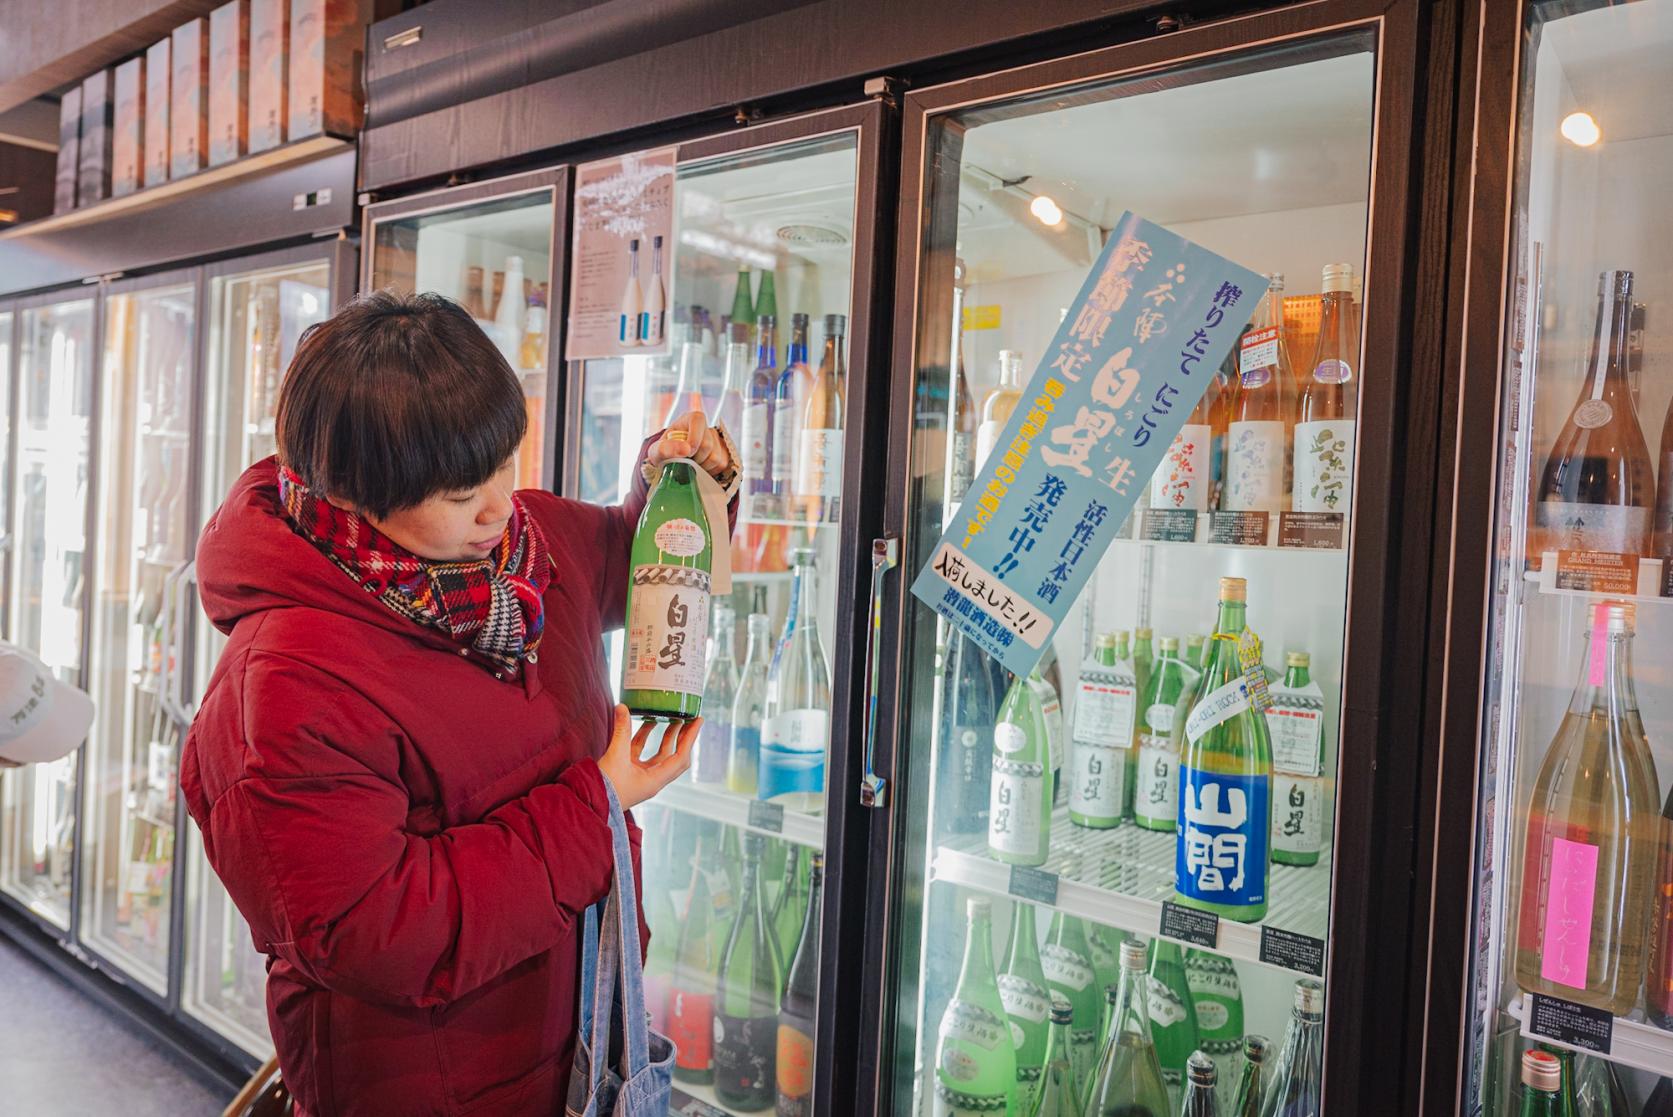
[1534,270,1655,561]
[1224,274,1296,514]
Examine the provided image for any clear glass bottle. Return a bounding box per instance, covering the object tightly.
[933,898,1016,1115]
[760,548,830,809]
[728,613,773,795]
[1085,939,1171,1117]
[717,321,752,448]
[1027,997,1084,1117]
[669,858,717,1084]
[1180,1051,1221,1117]
[1258,980,1323,1117]
[1229,1035,1268,1117]
[976,349,1025,472]
[1224,274,1295,514]
[773,313,813,508]
[666,323,708,428]
[692,602,739,785]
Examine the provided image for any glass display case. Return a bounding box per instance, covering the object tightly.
[876,22,1399,1117]
[568,113,880,1115]
[79,276,196,995]
[1461,0,1673,1111]
[0,295,96,931]
[365,170,565,491]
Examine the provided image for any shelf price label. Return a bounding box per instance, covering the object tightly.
[1527,994,1613,1055]
[911,212,1266,678]
[1008,865,1060,906]
[747,799,785,835]
[1259,925,1326,976]
[1160,900,1220,949]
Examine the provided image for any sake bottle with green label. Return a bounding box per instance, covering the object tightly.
[622,460,714,719]
[934,898,1016,1115]
[1069,633,1137,829]
[989,675,1053,866]
[1041,907,1100,1087]
[1145,939,1200,1111]
[1175,577,1272,923]
[1185,948,1245,1109]
[999,902,1053,1108]
[1134,637,1194,833]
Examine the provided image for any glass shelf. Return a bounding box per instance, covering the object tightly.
[658,781,825,849]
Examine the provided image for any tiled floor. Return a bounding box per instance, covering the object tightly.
[0,932,229,1116]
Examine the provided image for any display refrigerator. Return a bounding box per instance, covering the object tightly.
[562,104,888,1114]
[861,2,1429,1114]
[363,169,567,492]
[1445,0,1673,1112]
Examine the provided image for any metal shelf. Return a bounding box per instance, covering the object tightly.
[1508,995,1673,1076]
[931,805,1330,975]
[657,780,824,849]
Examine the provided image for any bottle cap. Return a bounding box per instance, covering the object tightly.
[1293,977,1324,1016]
[1094,633,1117,650]
[1219,577,1248,603]
[757,313,776,330]
[730,321,751,345]
[1521,1050,1562,1093]
[1593,600,1635,635]
[1266,272,1286,290]
[1158,636,1180,652]
[1243,1034,1269,1063]
[792,546,817,566]
[747,612,772,634]
[1322,263,1354,294]
[966,897,991,922]
[1286,650,1310,667]
[1049,994,1073,1025]
[1135,627,1153,639]
[1600,269,1634,298]
[1119,939,1148,972]
[792,311,810,327]
[824,313,847,335]
[1186,1051,1216,1087]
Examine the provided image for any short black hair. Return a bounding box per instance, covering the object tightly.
[275,290,527,518]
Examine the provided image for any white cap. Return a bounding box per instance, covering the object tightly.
[0,644,95,765]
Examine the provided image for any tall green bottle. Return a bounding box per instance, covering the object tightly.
[1134,637,1194,832]
[776,853,822,1116]
[1132,628,1155,710]
[1088,924,1125,1020]
[933,898,1016,1115]
[1085,939,1171,1117]
[755,270,778,325]
[989,674,1053,866]
[999,902,1053,1108]
[1041,907,1100,1088]
[622,461,715,719]
[771,845,809,975]
[714,834,781,1110]
[1070,633,1137,829]
[1230,1036,1268,1117]
[1520,1051,1564,1117]
[1027,997,1084,1117]
[730,266,756,336]
[1145,940,1199,1110]
[1175,578,1272,922]
[1184,949,1244,1110]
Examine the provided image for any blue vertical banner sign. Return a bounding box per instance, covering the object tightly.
[911,212,1266,678]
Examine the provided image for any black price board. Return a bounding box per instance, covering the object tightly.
[1208,510,1270,547]
[674,1092,728,1117]
[1160,901,1219,948]
[1259,926,1326,976]
[1008,865,1060,906]
[1527,994,1613,1054]
[747,799,784,834]
[1661,558,1673,598]
[1277,511,1346,551]
[1141,509,1200,543]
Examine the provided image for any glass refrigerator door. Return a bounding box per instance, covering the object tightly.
[571,129,862,1115]
[886,34,1383,1117]
[366,175,563,491]
[1,296,95,931]
[1463,1,1673,1110]
[79,279,196,995]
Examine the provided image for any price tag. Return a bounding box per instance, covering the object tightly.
[1141,508,1199,543]
[1208,510,1269,546]
[1527,994,1613,1054]
[1159,901,1219,948]
[1259,926,1326,976]
[1662,559,1673,598]
[1555,550,1639,595]
[747,799,785,834]
[673,1092,730,1117]
[1278,511,1346,550]
[1008,865,1060,906]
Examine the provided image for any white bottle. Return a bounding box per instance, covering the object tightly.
[975,350,1024,472]
[640,235,667,348]
[494,255,527,365]
[619,239,643,347]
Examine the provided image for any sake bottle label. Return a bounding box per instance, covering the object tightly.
[988,758,1047,857]
[1293,419,1355,514]
[1224,420,1285,512]
[1272,774,1323,856]
[623,565,710,697]
[1177,768,1270,907]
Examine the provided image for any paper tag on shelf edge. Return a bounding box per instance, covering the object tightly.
[1159,900,1219,948]
[1526,993,1613,1054]
[1008,864,1060,906]
[747,798,785,834]
[1259,925,1325,976]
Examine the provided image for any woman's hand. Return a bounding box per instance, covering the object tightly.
[648,410,732,483]
[596,704,697,809]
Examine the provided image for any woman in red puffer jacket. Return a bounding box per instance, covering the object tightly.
[181,291,736,1117]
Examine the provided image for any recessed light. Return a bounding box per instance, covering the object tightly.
[1029,194,1064,227]
[1560,111,1601,147]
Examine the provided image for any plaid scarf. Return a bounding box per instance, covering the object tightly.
[277,464,549,675]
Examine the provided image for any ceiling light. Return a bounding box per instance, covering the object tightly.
[1030,194,1064,227]
[1560,111,1600,147]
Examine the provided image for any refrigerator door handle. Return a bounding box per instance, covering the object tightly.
[859,536,898,809]
[158,560,197,730]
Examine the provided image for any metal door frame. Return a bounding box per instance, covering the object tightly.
[865,0,1442,1111]
[360,167,570,493]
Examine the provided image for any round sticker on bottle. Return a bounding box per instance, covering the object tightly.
[960,728,980,750]
[993,723,1027,755]
[940,1047,981,1083]
[1313,359,1353,384]
[655,517,708,557]
[1573,399,1613,429]
[1239,366,1272,389]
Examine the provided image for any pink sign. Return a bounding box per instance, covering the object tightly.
[1589,604,1607,686]
[1540,836,1599,990]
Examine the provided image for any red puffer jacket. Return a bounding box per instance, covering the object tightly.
[181,455,656,1117]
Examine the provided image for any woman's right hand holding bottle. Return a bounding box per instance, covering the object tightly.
[597,704,697,808]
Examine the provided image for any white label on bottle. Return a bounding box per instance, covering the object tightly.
[623,564,709,697]
[1239,327,1279,377]
[653,517,707,558]
[1266,687,1324,777]
[1272,773,1323,855]
[1145,976,1191,1028]
[1069,740,1128,820]
[975,419,1004,472]
[1031,677,1064,773]
[1293,419,1355,515]
[993,722,1028,756]
[1136,734,1178,821]
[1572,399,1612,429]
[940,1000,1008,1056]
[997,975,1052,1024]
[1072,676,1136,748]
[1185,678,1252,745]
[768,708,828,754]
[772,400,798,480]
[1194,1001,1230,1032]
[988,758,1046,857]
[1146,703,1177,735]
[1535,502,1649,555]
[797,428,844,498]
[1149,424,1212,512]
[1040,945,1095,992]
[740,403,770,475]
[126,861,151,896]
[1224,421,1286,512]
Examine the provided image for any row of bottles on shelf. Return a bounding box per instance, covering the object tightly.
[951,266,1360,522]
[641,815,822,1114]
[935,895,1322,1116]
[1514,599,1673,1029]
[1510,1046,1673,1117]
[1533,269,1673,565]
[943,575,1329,923]
[112,813,172,950]
[457,258,551,374]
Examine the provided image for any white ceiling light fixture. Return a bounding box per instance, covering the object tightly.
[1560,110,1601,147]
[1030,194,1065,227]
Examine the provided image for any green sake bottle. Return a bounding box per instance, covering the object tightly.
[1185,949,1245,1109]
[1145,939,1199,1111]
[989,674,1053,866]
[999,902,1053,1108]
[622,460,715,719]
[934,897,1017,1114]
[1520,1051,1564,1117]
[1231,1035,1268,1117]
[1134,637,1194,833]
[1041,906,1100,1088]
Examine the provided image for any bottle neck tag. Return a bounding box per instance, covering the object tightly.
[1237,631,1272,714]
